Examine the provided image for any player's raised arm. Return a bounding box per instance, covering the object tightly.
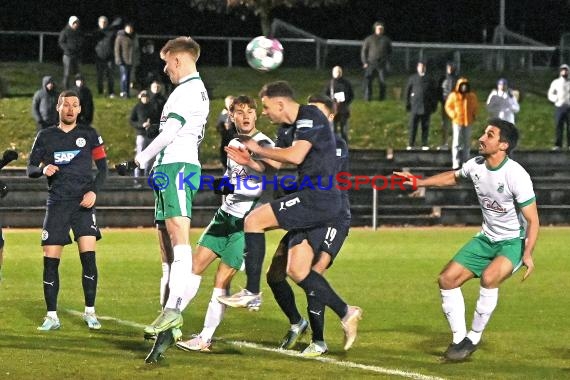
[238,136,311,166]
[393,170,458,187]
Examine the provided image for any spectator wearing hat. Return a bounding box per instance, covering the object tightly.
[405,60,438,150]
[547,64,570,150]
[71,74,94,125]
[486,78,519,124]
[361,21,392,101]
[438,61,459,149]
[58,16,84,89]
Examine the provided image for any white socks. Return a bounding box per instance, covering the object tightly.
[165,245,193,310]
[47,311,58,320]
[440,287,466,344]
[468,287,498,345]
[441,286,499,345]
[84,306,95,314]
[160,262,170,307]
[200,288,226,341]
[178,273,202,312]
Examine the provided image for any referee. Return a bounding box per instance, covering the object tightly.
[28,90,108,331]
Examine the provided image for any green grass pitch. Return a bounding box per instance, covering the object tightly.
[0,227,568,379]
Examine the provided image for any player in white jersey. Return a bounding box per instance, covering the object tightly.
[145,95,275,360]
[395,118,539,362]
[126,37,209,362]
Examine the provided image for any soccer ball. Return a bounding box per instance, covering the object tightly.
[245,36,284,72]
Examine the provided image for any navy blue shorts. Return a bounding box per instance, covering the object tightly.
[41,201,101,246]
[287,220,350,268]
[270,189,341,231]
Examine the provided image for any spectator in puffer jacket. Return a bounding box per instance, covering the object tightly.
[32,76,59,131]
[445,77,479,169]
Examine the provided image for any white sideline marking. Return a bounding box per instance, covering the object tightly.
[66,309,445,380]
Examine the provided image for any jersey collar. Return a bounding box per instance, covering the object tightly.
[178,72,201,85]
[486,156,509,171]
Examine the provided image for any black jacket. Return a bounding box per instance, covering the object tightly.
[405,73,438,115]
[31,76,59,128]
[58,25,84,57]
[361,34,392,68]
[439,72,459,103]
[94,26,116,60]
[130,102,154,136]
[71,84,94,125]
[325,77,354,116]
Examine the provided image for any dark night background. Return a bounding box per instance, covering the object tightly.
[1,0,569,45]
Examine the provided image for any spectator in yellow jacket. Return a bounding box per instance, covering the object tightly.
[445,77,479,169]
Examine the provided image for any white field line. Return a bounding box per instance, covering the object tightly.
[66,309,445,380]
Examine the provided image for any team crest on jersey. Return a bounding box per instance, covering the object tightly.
[41,229,49,241]
[296,119,313,129]
[76,138,86,147]
[497,182,504,193]
[54,150,80,164]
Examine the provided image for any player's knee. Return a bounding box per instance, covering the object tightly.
[438,272,457,290]
[286,266,308,283]
[480,273,502,288]
[243,213,258,232]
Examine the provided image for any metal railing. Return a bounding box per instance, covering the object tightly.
[0,30,557,72]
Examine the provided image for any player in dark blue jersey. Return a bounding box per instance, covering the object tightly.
[0,149,19,282]
[219,81,361,351]
[27,90,108,331]
[266,95,353,356]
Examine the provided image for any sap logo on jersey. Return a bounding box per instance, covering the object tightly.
[54,150,80,164]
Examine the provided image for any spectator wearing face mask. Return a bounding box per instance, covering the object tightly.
[445,77,479,169]
[547,64,570,150]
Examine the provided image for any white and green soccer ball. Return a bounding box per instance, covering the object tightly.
[246,36,284,72]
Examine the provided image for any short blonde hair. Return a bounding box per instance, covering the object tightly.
[160,36,201,61]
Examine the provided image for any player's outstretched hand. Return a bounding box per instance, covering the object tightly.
[393,171,419,186]
[0,180,8,198]
[225,145,251,165]
[213,177,235,195]
[115,160,138,176]
[235,134,260,153]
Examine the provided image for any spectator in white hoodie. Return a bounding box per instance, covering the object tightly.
[547,64,570,150]
[486,78,519,124]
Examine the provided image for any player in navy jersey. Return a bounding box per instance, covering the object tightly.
[28,90,108,331]
[220,81,362,351]
[266,95,353,356]
[0,149,19,282]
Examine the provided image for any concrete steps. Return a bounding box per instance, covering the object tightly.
[1,150,569,227]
